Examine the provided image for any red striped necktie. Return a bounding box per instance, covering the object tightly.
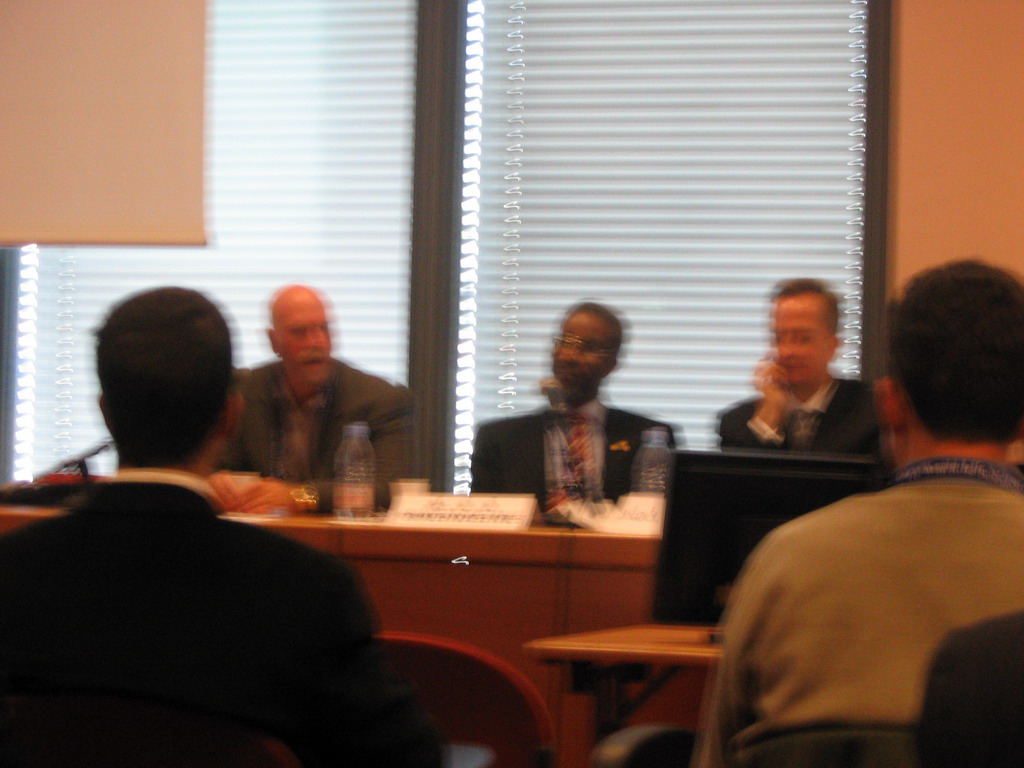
[546,412,593,512]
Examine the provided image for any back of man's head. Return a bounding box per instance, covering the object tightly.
[889,260,1024,442]
[96,287,234,467]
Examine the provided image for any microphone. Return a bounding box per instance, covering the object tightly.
[540,378,567,414]
[0,440,112,507]
[38,440,112,480]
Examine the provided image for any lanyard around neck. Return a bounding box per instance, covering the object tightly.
[890,457,1024,496]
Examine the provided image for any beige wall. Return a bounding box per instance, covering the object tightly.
[889,0,1024,290]
[0,0,205,246]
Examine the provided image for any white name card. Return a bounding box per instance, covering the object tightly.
[385,493,536,531]
[566,494,665,536]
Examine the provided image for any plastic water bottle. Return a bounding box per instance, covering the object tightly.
[333,422,376,518]
[631,426,673,495]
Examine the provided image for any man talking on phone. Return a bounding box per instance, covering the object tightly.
[716,278,879,455]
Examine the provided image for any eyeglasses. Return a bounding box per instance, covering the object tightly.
[552,333,615,357]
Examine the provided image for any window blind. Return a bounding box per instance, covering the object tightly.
[457,0,871,490]
[12,0,416,480]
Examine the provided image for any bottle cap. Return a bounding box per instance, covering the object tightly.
[641,426,669,445]
[342,421,370,438]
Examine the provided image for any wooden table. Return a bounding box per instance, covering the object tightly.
[0,506,683,768]
[526,624,721,741]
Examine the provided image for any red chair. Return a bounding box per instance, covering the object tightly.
[3,693,302,768]
[379,631,555,768]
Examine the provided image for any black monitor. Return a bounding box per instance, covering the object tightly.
[652,449,888,626]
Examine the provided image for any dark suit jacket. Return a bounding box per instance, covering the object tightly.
[717,378,880,456]
[219,359,412,511]
[471,407,678,509]
[917,610,1024,768]
[0,482,441,768]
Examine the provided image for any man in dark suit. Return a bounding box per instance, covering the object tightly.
[917,609,1024,768]
[212,285,412,514]
[472,302,676,520]
[717,278,879,455]
[0,288,441,768]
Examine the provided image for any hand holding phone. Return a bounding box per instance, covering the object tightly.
[752,355,790,431]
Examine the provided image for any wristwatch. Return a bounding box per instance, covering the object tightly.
[289,484,320,514]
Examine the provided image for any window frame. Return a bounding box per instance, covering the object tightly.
[0,0,891,489]
[428,0,892,489]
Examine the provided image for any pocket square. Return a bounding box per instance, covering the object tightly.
[609,440,632,452]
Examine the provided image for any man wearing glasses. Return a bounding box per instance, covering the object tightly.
[471,302,677,523]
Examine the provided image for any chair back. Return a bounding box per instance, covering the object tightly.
[3,693,302,768]
[733,725,919,768]
[379,631,555,768]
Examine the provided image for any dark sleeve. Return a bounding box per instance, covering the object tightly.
[311,383,413,514]
[663,422,680,449]
[917,615,1024,768]
[806,380,881,457]
[217,430,249,473]
[309,377,413,515]
[303,565,443,768]
[469,422,503,494]
[717,401,781,450]
[365,384,413,510]
[217,368,265,473]
[846,419,882,459]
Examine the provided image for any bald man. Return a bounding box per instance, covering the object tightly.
[213,286,412,515]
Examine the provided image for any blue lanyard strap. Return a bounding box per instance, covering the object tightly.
[890,457,1024,496]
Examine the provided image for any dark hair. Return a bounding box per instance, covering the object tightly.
[96,287,234,466]
[772,278,840,334]
[889,260,1024,442]
[563,301,626,355]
